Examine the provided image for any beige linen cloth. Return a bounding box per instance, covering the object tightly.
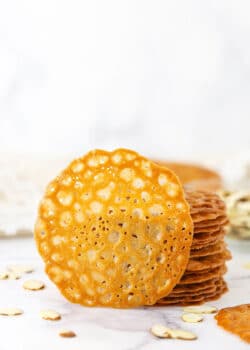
[0,154,69,236]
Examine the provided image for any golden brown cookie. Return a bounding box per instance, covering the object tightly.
[192,229,226,248]
[194,218,229,231]
[154,161,222,192]
[215,304,250,343]
[186,251,231,272]
[170,264,227,285]
[158,279,227,306]
[170,277,221,295]
[190,241,226,258]
[156,189,230,307]
[35,149,193,308]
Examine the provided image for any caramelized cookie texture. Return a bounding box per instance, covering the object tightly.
[215,304,250,343]
[157,190,230,306]
[35,149,193,308]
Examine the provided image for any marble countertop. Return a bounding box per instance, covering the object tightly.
[0,236,250,350]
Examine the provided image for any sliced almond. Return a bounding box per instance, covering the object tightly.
[168,329,197,340]
[0,271,21,280]
[150,324,171,338]
[8,272,21,280]
[0,271,9,280]
[40,309,61,321]
[0,308,23,316]
[183,305,217,314]
[8,264,34,274]
[23,279,45,291]
[182,313,203,323]
[59,329,76,338]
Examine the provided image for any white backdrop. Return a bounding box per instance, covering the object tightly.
[0,0,250,159]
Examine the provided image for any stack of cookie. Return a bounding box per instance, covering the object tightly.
[158,190,231,306]
[35,149,231,308]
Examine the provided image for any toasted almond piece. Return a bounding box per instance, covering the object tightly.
[8,264,34,274]
[182,313,203,323]
[0,271,9,280]
[168,329,197,340]
[23,279,45,291]
[183,305,217,314]
[40,309,61,321]
[0,308,23,316]
[150,324,171,338]
[243,262,250,270]
[8,272,21,280]
[59,329,76,338]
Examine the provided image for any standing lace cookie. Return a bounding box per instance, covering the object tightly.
[35,149,193,308]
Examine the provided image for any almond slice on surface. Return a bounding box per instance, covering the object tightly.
[150,324,171,338]
[8,272,21,280]
[8,265,34,274]
[182,313,203,323]
[0,271,21,280]
[0,308,23,316]
[0,271,9,280]
[183,305,217,314]
[23,279,45,291]
[168,329,197,340]
[40,309,61,321]
[59,329,76,338]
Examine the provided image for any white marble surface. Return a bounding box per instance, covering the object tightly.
[0,236,249,350]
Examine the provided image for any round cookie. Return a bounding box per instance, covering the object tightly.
[35,149,193,308]
[169,277,221,295]
[176,264,227,285]
[157,279,227,306]
[186,250,231,272]
[154,161,222,192]
[190,241,226,258]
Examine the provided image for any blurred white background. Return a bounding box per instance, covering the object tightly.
[0,0,250,160]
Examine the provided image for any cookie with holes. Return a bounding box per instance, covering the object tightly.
[35,149,193,308]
